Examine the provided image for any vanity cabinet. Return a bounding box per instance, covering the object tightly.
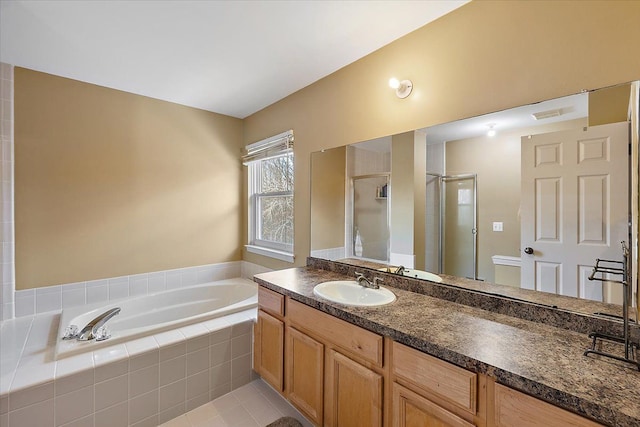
[254,287,285,392]
[287,299,385,427]
[391,341,482,427]
[254,284,604,427]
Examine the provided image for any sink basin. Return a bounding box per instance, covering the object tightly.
[378,268,443,283]
[313,281,396,307]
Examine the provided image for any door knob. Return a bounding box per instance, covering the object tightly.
[524,247,534,255]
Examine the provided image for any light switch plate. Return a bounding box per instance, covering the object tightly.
[492,222,503,232]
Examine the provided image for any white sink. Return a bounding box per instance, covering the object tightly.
[378,267,443,283]
[313,280,396,307]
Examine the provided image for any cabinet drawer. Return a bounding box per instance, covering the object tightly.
[494,384,602,427]
[288,299,383,367]
[393,382,475,427]
[259,286,285,317]
[392,342,477,414]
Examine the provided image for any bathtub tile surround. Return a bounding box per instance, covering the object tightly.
[11,260,268,318]
[0,307,256,427]
[0,62,15,321]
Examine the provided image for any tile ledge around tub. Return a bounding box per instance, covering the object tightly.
[0,307,257,396]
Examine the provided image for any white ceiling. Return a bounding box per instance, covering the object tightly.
[353,92,589,151]
[0,0,468,119]
[422,92,589,144]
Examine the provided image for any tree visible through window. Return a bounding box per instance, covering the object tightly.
[250,152,294,254]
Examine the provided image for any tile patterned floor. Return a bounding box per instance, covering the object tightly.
[160,379,314,427]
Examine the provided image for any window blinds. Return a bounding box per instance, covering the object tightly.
[242,130,294,165]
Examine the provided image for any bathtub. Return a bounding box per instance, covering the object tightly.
[55,277,257,359]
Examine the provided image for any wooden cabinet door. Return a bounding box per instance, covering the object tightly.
[393,382,475,427]
[493,384,602,427]
[286,327,324,425]
[254,309,284,392]
[326,349,383,427]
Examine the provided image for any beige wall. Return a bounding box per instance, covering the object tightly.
[413,131,427,271]
[15,68,243,289]
[242,0,640,270]
[310,147,345,251]
[589,83,632,126]
[390,132,414,258]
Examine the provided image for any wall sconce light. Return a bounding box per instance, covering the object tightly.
[389,77,413,99]
[487,123,497,137]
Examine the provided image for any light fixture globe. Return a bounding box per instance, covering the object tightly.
[389,77,413,98]
[395,79,413,99]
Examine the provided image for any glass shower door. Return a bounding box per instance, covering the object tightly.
[442,175,477,279]
[426,173,477,279]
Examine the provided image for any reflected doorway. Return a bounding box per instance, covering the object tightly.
[426,173,478,279]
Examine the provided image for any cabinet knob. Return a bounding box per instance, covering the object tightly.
[524,247,534,255]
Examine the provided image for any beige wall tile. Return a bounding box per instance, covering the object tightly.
[94,359,127,383]
[159,379,185,412]
[186,347,209,376]
[129,364,159,398]
[9,398,54,427]
[129,349,158,372]
[159,355,185,387]
[9,381,53,411]
[209,341,231,367]
[231,334,251,358]
[94,374,128,412]
[186,371,209,400]
[55,370,94,397]
[54,385,93,426]
[94,401,127,427]
[128,390,158,425]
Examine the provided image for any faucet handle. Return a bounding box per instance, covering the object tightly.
[355,271,365,278]
[62,325,79,340]
[373,277,384,288]
[95,326,111,341]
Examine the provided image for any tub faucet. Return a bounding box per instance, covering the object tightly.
[77,307,121,341]
[394,266,406,275]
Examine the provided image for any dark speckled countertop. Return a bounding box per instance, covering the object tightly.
[254,266,640,427]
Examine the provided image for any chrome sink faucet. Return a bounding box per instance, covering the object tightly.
[76,307,121,341]
[355,272,383,289]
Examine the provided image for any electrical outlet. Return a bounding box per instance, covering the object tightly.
[492,222,503,232]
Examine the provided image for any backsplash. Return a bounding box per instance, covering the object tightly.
[306,257,640,343]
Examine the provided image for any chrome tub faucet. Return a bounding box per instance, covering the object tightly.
[76,307,121,341]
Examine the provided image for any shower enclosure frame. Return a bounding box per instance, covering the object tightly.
[426,172,478,280]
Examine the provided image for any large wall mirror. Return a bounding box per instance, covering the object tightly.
[311,81,639,318]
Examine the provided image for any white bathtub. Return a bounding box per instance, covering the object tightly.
[55,278,257,359]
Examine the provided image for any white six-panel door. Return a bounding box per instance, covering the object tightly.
[521,122,629,303]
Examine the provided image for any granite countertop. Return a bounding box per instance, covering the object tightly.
[254,267,640,427]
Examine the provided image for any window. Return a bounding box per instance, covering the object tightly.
[244,131,294,262]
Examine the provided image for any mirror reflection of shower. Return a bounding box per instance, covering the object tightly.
[426,172,478,280]
[350,174,390,262]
